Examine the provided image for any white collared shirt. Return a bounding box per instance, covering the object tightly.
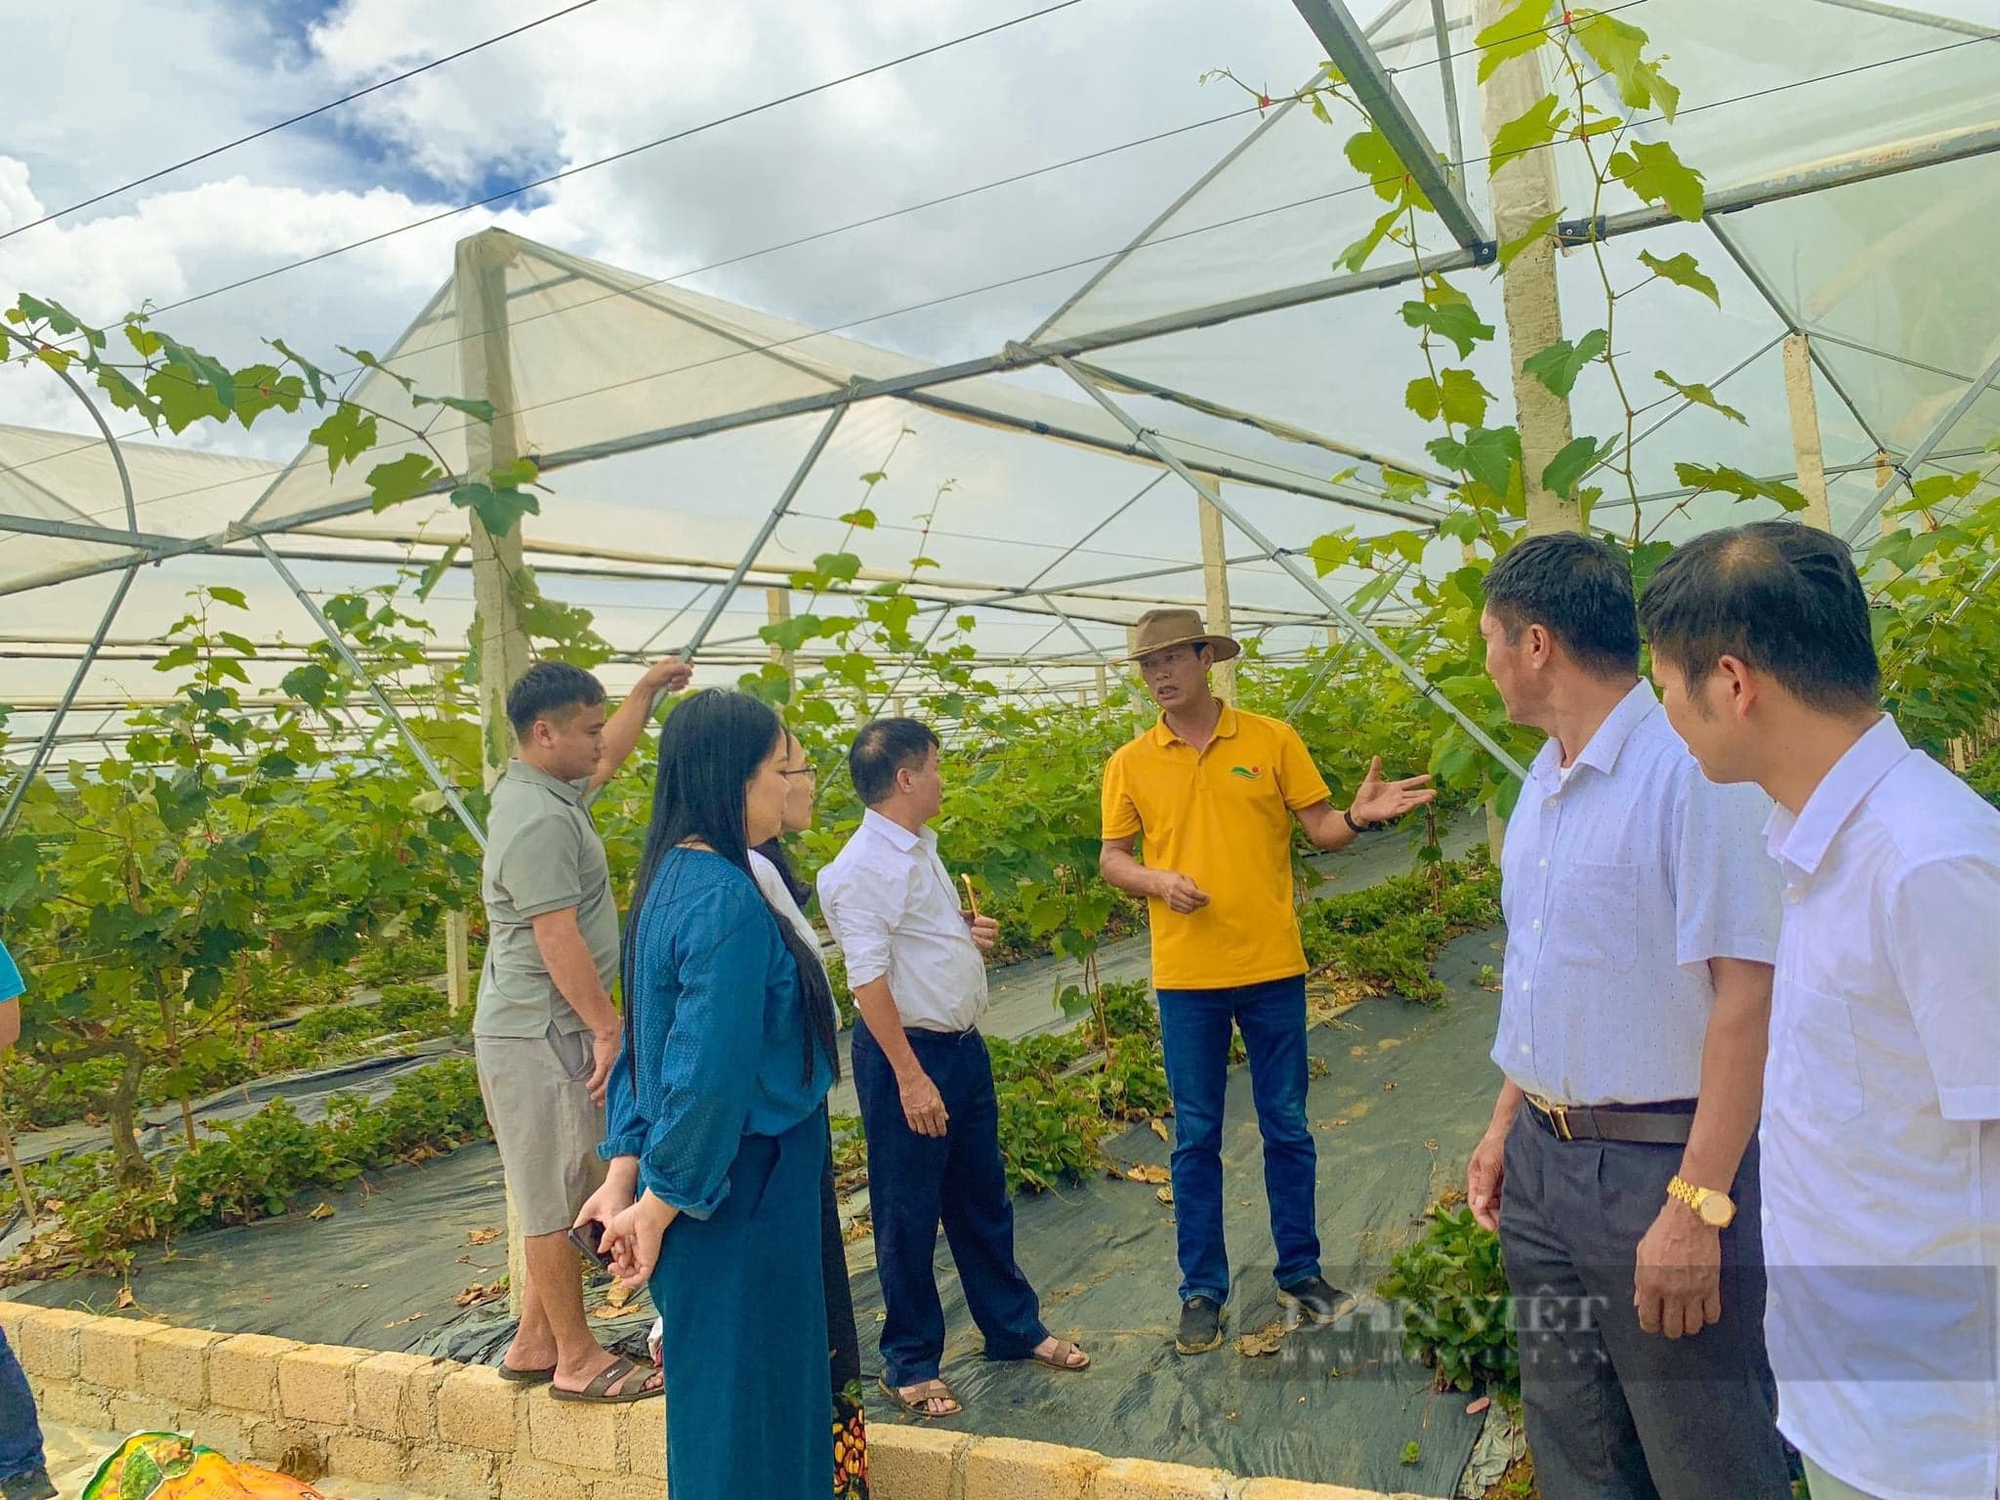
[817,809,988,1033]
[750,850,820,955]
[1495,680,1782,1105]
[1759,715,2000,1500]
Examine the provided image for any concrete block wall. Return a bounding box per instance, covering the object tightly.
[2,1304,1418,1500]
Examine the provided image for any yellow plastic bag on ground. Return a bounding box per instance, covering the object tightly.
[80,1434,331,1500]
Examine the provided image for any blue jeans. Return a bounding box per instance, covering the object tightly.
[0,1322,46,1482]
[1156,974,1320,1304]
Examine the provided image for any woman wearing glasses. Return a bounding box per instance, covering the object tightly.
[631,725,871,1498]
[591,693,842,1498]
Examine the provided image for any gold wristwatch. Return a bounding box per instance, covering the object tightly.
[1667,1175,1735,1229]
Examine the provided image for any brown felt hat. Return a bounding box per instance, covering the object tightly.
[1121,607,1241,665]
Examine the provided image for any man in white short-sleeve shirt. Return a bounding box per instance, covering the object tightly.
[818,718,1088,1420]
[1467,532,1792,1500]
[1644,521,2000,1500]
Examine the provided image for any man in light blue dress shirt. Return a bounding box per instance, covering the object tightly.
[1464,534,1792,1500]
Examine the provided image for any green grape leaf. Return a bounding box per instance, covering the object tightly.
[1520,328,1608,399]
[268,337,333,405]
[1487,96,1568,178]
[1401,300,1495,360]
[1336,205,1401,273]
[1345,127,1428,208]
[840,507,878,529]
[338,346,415,393]
[412,392,497,423]
[365,452,443,510]
[307,403,379,476]
[1674,462,1808,512]
[1654,370,1746,424]
[1608,140,1705,221]
[453,481,539,538]
[1541,436,1614,498]
[1496,210,1562,271]
[14,293,105,348]
[1636,249,1720,306]
[1474,0,1556,82]
[1427,425,1521,496]
[1406,368,1492,428]
[145,366,228,433]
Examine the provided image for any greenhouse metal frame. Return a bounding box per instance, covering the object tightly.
[2,0,1996,839]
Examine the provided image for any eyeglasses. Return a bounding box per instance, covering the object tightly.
[780,766,817,780]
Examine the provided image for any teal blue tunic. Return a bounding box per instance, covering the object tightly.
[605,849,834,1498]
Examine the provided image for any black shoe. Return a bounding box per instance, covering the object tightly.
[1277,1275,1358,1326]
[1175,1295,1226,1355]
[1,1468,56,1500]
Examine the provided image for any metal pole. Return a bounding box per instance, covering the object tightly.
[1037,593,1119,669]
[659,401,848,710]
[1804,0,1995,38]
[0,344,146,836]
[254,537,487,851]
[1289,0,1490,254]
[1286,560,1414,720]
[1055,356,1528,780]
[1428,0,1467,195]
[0,567,137,837]
[1842,348,2000,542]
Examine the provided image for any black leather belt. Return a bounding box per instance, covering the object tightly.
[1524,1095,1696,1144]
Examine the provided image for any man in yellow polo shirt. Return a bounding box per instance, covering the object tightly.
[1100,608,1434,1355]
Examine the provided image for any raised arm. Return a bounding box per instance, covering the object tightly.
[590,659,694,792]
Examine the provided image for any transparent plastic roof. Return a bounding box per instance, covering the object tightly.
[4,0,1998,769]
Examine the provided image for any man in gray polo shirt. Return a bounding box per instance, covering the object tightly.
[477,657,687,1402]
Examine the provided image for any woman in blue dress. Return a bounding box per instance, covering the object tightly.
[593,690,841,1499]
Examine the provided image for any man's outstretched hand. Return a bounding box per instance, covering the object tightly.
[1349,756,1435,829]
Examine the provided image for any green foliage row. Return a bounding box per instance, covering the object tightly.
[1376,1203,1519,1397]
[1299,851,1502,1005]
[3,978,462,1133]
[1,1059,490,1280]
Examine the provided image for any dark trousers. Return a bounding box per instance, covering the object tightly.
[852,1024,1048,1387]
[0,1321,47,1483]
[1156,974,1321,1303]
[1499,1107,1792,1500]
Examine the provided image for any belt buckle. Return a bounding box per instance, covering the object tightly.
[1531,1095,1574,1141]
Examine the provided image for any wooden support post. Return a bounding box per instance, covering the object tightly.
[445,910,470,1013]
[1783,334,1833,531]
[1198,492,1236,703]
[1094,662,1109,706]
[1477,0,1576,536]
[456,230,534,1316]
[766,587,794,688]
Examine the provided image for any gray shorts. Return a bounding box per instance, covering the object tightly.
[474,1024,608,1237]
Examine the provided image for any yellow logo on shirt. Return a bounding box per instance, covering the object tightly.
[1229,765,1262,780]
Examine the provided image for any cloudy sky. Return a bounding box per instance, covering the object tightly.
[0,0,1404,445]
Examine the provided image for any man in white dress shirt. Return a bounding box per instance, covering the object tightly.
[1641,520,2000,1500]
[818,718,1090,1420]
[1465,533,1793,1499]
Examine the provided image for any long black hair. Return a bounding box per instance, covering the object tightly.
[622,690,839,1085]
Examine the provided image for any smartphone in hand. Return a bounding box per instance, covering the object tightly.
[567,1220,613,1271]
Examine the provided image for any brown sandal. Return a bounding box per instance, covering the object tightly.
[549,1357,662,1404]
[1029,1338,1091,1372]
[878,1374,962,1420]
